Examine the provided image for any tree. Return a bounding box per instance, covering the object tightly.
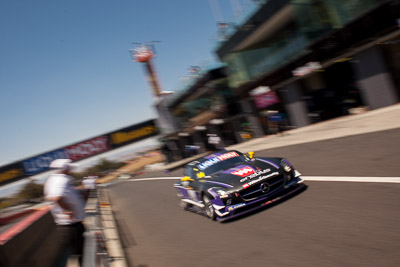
[16,181,44,200]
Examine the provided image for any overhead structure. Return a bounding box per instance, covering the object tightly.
[129,42,178,135]
[130,43,162,97]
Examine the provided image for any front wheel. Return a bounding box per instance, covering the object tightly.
[203,195,216,220]
[179,198,192,211]
[177,192,192,211]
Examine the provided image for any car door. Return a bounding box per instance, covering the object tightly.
[182,166,202,202]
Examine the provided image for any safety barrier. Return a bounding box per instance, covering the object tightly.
[0,208,35,226]
[0,185,127,267]
[0,206,67,267]
[92,185,127,266]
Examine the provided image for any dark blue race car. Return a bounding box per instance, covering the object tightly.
[173,150,305,222]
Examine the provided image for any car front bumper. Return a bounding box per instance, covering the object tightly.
[212,177,306,222]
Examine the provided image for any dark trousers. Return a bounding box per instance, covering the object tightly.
[59,221,85,265]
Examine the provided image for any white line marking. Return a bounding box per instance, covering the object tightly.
[129,177,181,181]
[128,176,400,184]
[301,176,400,183]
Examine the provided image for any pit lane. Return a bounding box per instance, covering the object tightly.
[107,128,400,267]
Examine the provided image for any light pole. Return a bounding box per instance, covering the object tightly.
[129,43,178,134]
[129,43,162,97]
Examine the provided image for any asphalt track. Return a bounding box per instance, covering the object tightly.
[107,128,400,267]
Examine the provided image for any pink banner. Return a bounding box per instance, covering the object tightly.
[253,91,280,109]
[65,136,109,161]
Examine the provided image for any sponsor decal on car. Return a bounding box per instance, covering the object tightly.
[232,166,255,177]
[198,157,220,170]
[228,203,246,211]
[240,168,271,182]
[216,152,239,161]
[198,152,239,170]
[242,171,279,188]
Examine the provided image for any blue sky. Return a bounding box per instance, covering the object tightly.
[0,0,254,166]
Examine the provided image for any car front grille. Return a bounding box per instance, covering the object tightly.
[239,174,285,201]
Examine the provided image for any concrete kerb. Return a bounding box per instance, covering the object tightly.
[161,103,400,170]
[96,187,127,267]
[229,104,400,152]
[70,189,127,267]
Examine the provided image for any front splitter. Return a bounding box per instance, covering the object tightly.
[216,183,307,223]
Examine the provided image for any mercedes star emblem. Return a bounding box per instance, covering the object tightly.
[260,183,270,193]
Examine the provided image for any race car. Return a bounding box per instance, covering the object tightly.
[173,150,305,222]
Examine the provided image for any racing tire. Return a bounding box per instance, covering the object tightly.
[179,198,192,211]
[203,195,216,220]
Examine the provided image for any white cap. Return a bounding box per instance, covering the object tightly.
[49,159,72,171]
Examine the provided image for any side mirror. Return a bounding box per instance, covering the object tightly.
[181,176,194,187]
[248,151,254,159]
[181,176,194,182]
[196,172,206,178]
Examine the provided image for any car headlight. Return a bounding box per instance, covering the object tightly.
[284,172,293,182]
[216,189,233,205]
[281,159,293,181]
[281,159,292,173]
[216,189,229,198]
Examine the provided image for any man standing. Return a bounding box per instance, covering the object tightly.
[82,174,98,198]
[44,159,86,265]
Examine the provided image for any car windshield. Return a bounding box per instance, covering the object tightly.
[199,153,246,176]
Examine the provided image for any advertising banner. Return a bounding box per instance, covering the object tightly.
[22,149,68,176]
[0,162,25,185]
[21,136,109,176]
[1,119,159,183]
[109,119,159,149]
[65,136,109,161]
[253,91,280,109]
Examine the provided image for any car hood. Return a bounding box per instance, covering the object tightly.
[204,159,281,191]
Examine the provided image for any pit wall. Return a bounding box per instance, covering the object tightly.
[0,207,67,267]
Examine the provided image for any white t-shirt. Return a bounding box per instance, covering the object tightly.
[82,176,97,190]
[44,174,85,225]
